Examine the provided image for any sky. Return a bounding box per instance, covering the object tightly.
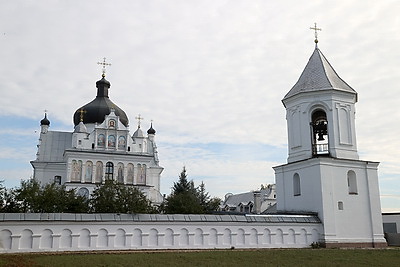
[0,0,399,212]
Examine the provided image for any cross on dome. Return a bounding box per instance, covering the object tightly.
[310,23,322,44]
[97,57,111,78]
[78,108,87,122]
[135,114,144,128]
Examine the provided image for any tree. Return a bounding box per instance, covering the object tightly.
[90,179,154,213]
[164,167,202,214]
[164,167,221,214]
[12,179,89,213]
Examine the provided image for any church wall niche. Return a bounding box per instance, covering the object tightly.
[223,228,232,245]
[179,228,189,246]
[137,164,146,185]
[164,228,174,246]
[40,229,53,249]
[250,228,258,245]
[237,228,245,245]
[115,229,126,247]
[108,135,116,148]
[132,229,142,247]
[299,229,307,244]
[85,161,93,183]
[149,228,159,247]
[287,229,296,244]
[79,229,90,248]
[336,103,352,145]
[97,229,108,247]
[263,229,271,244]
[209,228,218,245]
[95,161,103,183]
[70,160,82,182]
[289,107,302,149]
[275,229,283,244]
[0,230,12,250]
[60,229,72,248]
[194,228,204,246]
[127,163,134,184]
[118,136,126,150]
[117,163,124,184]
[19,230,33,249]
[97,134,105,147]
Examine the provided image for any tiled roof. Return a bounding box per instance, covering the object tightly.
[0,213,321,224]
[283,47,356,101]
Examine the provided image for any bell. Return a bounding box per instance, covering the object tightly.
[317,133,325,141]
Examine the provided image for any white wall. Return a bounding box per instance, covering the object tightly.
[0,213,322,253]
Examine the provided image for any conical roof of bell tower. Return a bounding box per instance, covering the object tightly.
[283,46,357,101]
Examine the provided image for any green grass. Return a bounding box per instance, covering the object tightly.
[0,248,400,267]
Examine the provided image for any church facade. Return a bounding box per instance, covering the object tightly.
[30,72,164,204]
[273,38,387,247]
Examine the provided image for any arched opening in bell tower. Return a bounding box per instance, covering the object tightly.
[311,109,329,156]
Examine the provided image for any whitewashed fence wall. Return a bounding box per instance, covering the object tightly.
[0,213,323,253]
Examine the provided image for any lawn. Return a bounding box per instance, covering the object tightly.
[0,248,399,267]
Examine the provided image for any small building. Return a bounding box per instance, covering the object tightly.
[382,212,400,246]
[221,184,276,214]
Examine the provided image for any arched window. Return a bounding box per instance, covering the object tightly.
[293,173,301,196]
[105,162,114,180]
[54,176,61,185]
[311,109,329,156]
[347,170,358,195]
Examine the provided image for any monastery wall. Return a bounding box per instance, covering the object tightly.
[0,213,322,253]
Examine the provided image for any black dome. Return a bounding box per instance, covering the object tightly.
[40,113,50,126]
[147,123,156,134]
[73,77,129,127]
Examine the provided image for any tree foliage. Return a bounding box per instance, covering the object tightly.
[164,167,221,214]
[90,179,155,213]
[0,179,89,213]
[0,178,155,214]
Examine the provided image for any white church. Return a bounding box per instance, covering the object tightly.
[30,65,164,204]
[0,30,388,252]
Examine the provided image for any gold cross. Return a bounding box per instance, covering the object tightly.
[97,57,111,78]
[135,114,144,128]
[79,108,87,122]
[310,23,322,44]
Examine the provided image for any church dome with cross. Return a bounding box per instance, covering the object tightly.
[72,59,129,127]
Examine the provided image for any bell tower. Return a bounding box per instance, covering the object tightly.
[282,46,359,163]
[273,26,386,248]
